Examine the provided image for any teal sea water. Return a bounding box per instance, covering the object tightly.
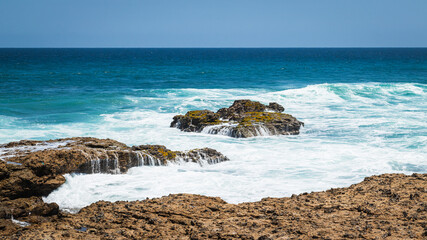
[1,48,426,211]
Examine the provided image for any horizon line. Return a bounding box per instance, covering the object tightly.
[1,46,426,49]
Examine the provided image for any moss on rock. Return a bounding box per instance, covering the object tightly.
[171,100,303,138]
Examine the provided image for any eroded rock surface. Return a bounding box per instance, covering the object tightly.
[3,174,426,239]
[0,137,228,225]
[171,100,304,138]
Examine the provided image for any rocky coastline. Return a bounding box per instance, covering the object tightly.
[0,137,425,239]
[171,100,304,138]
[0,137,228,237]
[1,173,425,239]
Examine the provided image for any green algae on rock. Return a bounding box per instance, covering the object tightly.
[171,100,304,138]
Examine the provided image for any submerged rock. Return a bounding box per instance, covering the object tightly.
[0,137,228,222]
[5,174,426,239]
[171,100,304,137]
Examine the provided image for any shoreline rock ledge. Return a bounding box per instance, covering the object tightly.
[2,173,426,239]
[0,137,229,229]
[171,100,304,138]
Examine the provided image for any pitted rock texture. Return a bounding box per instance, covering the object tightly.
[0,137,228,223]
[171,100,304,138]
[3,174,426,239]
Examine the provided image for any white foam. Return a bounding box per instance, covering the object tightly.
[11,216,30,227]
[0,140,73,161]
[5,83,425,211]
[201,123,238,137]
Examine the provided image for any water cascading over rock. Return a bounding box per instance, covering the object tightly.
[171,100,304,138]
[0,137,229,222]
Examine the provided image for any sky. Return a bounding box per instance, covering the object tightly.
[0,0,426,48]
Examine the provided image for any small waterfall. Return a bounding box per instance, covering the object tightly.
[135,152,144,166]
[200,152,221,165]
[202,123,274,137]
[201,124,237,136]
[90,156,101,174]
[133,151,160,166]
[80,150,100,174]
[195,151,204,166]
[80,149,122,174]
[256,125,271,136]
[79,147,225,174]
[198,151,216,165]
[145,153,156,166]
[175,150,225,166]
[110,152,120,174]
[174,156,185,165]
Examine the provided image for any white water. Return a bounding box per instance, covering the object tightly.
[201,123,237,136]
[0,140,73,161]
[4,83,424,211]
[11,216,30,227]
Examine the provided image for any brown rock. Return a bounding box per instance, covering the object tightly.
[217,99,268,119]
[267,102,284,112]
[0,137,228,224]
[171,100,303,138]
[3,173,425,239]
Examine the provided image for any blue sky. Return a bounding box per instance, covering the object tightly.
[0,0,426,47]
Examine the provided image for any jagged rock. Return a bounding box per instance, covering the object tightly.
[217,100,268,119]
[171,100,304,137]
[0,137,228,222]
[170,110,221,132]
[267,102,285,112]
[0,196,58,219]
[5,174,426,239]
[132,145,227,165]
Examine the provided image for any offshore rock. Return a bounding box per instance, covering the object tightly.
[4,174,426,239]
[171,99,304,138]
[0,137,228,222]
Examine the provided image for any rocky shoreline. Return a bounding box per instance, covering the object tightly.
[0,138,426,239]
[1,173,425,239]
[0,137,228,236]
[171,100,304,138]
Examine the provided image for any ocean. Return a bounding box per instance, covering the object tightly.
[1,48,426,212]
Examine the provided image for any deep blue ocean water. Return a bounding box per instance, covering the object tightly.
[1,48,426,210]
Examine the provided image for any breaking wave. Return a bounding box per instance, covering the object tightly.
[37,82,427,211]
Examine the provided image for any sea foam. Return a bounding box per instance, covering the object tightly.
[41,83,426,211]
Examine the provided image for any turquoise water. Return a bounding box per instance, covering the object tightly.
[1,48,426,210]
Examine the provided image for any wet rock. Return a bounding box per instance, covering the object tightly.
[170,110,222,132]
[132,145,228,165]
[217,100,268,119]
[267,102,284,113]
[171,100,303,138]
[5,174,425,239]
[0,196,59,220]
[0,137,228,223]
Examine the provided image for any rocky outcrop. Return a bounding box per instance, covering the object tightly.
[3,173,426,239]
[0,137,228,225]
[171,100,304,138]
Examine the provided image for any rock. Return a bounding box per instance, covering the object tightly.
[170,110,221,132]
[217,100,267,119]
[0,219,21,237]
[0,196,59,222]
[267,102,284,112]
[171,100,303,137]
[5,174,425,239]
[0,137,228,222]
[132,145,228,165]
